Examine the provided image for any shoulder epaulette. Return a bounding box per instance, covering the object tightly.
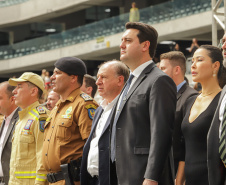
[36,105,47,115]
[80,93,93,101]
[36,105,48,132]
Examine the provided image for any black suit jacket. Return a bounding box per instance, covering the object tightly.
[0,107,20,184]
[173,83,198,168]
[208,86,226,185]
[81,106,114,185]
[110,62,177,185]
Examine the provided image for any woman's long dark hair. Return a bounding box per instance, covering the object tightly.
[199,45,226,88]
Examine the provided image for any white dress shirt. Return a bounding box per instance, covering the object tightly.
[0,108,18,176]
[219,94,226,138]
[87,97,118,177]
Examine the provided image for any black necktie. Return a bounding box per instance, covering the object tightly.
[110,74,134,162]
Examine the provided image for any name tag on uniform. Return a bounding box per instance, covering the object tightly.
[21,130,32,135]
[61,114,71,119]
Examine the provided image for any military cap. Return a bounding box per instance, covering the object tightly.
[54,57,87,76]
[9,72,45,92]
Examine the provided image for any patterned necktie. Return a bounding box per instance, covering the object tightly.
[219,105,226,165]
[110,74,134,162]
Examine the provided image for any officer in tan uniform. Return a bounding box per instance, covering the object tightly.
[42,57,98,185]
[8,72,48,185]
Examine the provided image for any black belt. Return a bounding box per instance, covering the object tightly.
[0,177,4,183]
[47,171,64,183]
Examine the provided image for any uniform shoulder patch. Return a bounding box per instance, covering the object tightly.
[36,105,46,115]
[80,93,93,101]
[85,104,97,120]
[39,120,45,132]
[24,119,33,130]
[85,104,97,110]
[39,117,46,132]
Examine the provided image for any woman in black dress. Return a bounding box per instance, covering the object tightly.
[177,45,223,185]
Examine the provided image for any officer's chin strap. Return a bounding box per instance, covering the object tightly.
[60,164,74,185]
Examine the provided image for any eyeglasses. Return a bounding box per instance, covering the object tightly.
[218,39,226,49]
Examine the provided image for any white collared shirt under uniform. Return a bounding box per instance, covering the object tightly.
[87,97,118,177]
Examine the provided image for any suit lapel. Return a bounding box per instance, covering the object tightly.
[177,83,187,100]
[2,109,19,150]
[90,108,104,132]
[101,107,116,136]
[211,86,226,128]
[219,87,226,156]
[0,120,5,138]
[114,63,155,122]
[215,86,226,117]
[84,108,104,149]
[218,86,226,106]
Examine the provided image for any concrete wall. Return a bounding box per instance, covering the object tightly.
[0,9,221,77]
[0,0,98,28]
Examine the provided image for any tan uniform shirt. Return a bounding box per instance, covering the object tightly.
[42,89,98,184]
[9,101,48,185]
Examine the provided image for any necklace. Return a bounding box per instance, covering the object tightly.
[200,88,221,97]
[200,92,215,97]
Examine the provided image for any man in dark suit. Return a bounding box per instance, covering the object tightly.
[160,51,198,184]
[0,82,20,185]
[80,60,129,185]
[207,32,226,185]
[110,22,177,185]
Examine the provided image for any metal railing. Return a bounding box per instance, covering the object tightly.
[0,0,212,60]
[0,0,30,7]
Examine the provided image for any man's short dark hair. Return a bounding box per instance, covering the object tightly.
[83,74,97,98]
[0,81,16,98]
[125,22,158,58]
[160,51,187,75]
[99,60,130,83]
